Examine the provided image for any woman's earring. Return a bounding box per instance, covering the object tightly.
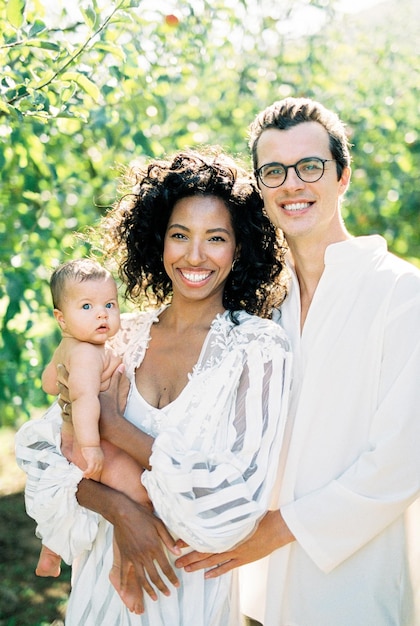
[231,258,237,271]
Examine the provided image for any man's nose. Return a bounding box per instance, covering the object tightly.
[282,166,304,189]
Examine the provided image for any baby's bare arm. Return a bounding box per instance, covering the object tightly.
[66,344,107,465]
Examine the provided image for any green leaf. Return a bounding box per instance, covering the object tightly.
[61,71,101,102]
[6,0,26,29]
[0,100,12,115]
[29,39,61,51]
[80,5,97,30]
[28,18,46,37]
[95,41,127,61]
[27,70,55,90]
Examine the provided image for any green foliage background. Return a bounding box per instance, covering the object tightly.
[1,0,419,426]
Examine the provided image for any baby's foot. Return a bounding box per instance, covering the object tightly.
[36,547,61,577]
[109,563,144,615]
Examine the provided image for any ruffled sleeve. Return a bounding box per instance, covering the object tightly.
[15,402,98,564]
[142,314,292,553]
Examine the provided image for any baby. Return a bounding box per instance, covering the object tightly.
[37,259,151,589]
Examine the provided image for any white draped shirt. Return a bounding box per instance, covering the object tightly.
[240,235,420,626]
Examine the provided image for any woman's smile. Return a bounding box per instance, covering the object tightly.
[164,195,237,304]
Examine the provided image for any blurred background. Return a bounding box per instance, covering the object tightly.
[0,0,419,622]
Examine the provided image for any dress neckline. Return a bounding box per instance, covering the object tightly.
[133,308,231,410]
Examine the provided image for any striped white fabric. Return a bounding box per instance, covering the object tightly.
[16,309,292,625]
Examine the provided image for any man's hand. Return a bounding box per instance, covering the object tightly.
[175,510,295,578]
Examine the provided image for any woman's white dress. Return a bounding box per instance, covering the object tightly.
[15,309,291,626]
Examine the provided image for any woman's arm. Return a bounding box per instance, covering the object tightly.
[100,323,292,554]
[143,340,291,553]
[98,365,154,469]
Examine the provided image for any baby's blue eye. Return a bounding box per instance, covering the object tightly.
[82,303,91,310]
[105,302,114,309]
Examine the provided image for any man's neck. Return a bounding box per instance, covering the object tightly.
[287,230,352,330]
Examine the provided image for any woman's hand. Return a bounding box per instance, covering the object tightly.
[99,365,154,469]
[77,479,181,608]
[56,364,71,421]
[113,501,181,606]
[99,364,130,443]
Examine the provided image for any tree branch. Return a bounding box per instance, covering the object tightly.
[6,1,127,106]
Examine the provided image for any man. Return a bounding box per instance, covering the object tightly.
[176,98,420,625]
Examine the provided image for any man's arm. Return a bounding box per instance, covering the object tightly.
[175,509,295,577]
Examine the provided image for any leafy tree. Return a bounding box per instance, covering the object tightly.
[0,0,418,425]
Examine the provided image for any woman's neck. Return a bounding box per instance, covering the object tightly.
[159,297,226,334]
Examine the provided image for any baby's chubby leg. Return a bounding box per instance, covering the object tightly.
[99,439,152,510]
[99,440,153,612]
[36,544,61,577]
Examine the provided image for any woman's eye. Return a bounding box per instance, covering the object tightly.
[171,232,187,240]
[209,236,225,242]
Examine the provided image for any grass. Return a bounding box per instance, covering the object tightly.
[0,427,71,626]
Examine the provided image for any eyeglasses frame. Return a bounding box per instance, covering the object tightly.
[255,157,336,188]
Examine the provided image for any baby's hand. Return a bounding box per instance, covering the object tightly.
[81,445,104,479]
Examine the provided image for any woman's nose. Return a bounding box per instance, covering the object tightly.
[185,241,206,264]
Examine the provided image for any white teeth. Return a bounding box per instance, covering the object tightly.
[283,202,310,211]
[181,271,211,283]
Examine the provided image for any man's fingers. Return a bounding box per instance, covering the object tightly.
[175,549,235,577]
[204,559,236,579]
[175,550,214,570]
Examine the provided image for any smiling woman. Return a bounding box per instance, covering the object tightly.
[16,147,292,626]
[163,195,237,306]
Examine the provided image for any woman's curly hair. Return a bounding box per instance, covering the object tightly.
[101,148,287,319]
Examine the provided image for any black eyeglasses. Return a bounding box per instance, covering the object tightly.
[255,157,336,188]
